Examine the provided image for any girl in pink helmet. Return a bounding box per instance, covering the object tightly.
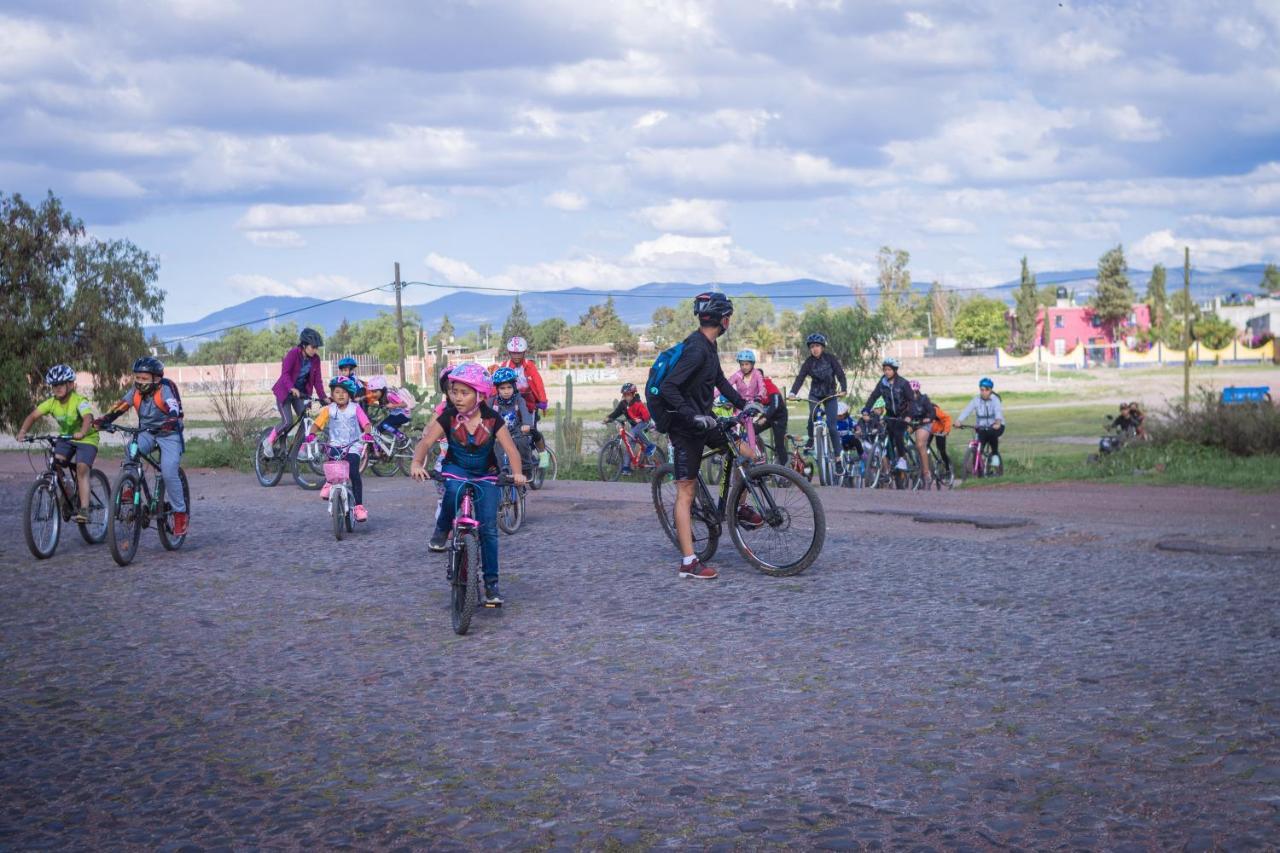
[411,363,527,606]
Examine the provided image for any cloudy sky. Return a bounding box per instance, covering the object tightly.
[3,0,1279,322]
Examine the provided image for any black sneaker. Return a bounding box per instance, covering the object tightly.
[484,584,503,607]
[428,531,448,552]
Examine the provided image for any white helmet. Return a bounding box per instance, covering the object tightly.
[506,336,529,354]
[837,401,850,417]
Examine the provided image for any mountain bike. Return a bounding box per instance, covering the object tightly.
[428,470,511,635]
[253,396,325,489]
[598,419,663,481]
[497,439,528,534]
[318,437,371,541]
[101,425,190,566]
[782,434,814,486]
[805,395,843,486]
[361,424,415,477]
[528,444,556,490]
[651,413,826,576]
[957,424,1003,479]
[927,441,955,489]
[21,435,111,559]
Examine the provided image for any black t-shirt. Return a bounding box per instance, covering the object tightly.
[658,330,748,434]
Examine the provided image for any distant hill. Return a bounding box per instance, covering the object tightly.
[148,266,1271,348]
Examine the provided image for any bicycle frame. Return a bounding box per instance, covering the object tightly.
[29,436,79,511]
[691,416,777,524]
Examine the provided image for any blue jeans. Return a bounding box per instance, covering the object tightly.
[434,463,500,585]
[136,431,185,512]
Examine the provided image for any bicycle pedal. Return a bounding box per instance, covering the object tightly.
[483,601,502,609]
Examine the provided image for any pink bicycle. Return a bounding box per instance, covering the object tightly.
[956,424,1003,479]
[429,470,513,635]
[319,437,371,541]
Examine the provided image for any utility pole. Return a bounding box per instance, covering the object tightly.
[394,262,407,383]
[1183,246,1191,408]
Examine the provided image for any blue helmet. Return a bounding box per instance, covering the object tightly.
[45,364,76,385]
[978,377,994,389]
[735,349,757,363]
[492,366,519,387]
[329,376,359,397]
[337,356,358,369]
[806,333,827,347]
[881,356,900,369]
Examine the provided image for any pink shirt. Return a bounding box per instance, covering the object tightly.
[728,369,765,403]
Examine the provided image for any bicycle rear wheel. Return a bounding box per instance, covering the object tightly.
[157,468,190,551]
[78,469,112,544]
[728,463,826,576]
[24,478,61,559]
[962,446,979,479]
[291,428,324,490]
[369,440,400,477]
[598,438,625,482]
[651,463,719,564]
[253,426,286,487]
[498,485,523,534]
[108,472,143,566]
[451,534,479,635]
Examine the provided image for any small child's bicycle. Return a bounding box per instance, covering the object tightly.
[21,435,111,559]
[956,424,1003,479]
[318,437,371,541]
[428,470,512,635]
[101,424,190,566]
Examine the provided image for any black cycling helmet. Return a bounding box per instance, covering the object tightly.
[132,355,165,376]
[693,291,734,324]
[299,327,323,348]
[806,333,827,347]
[620,382,637,395]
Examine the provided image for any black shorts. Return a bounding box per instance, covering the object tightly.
[669,428,728,481]
[53,439,98,466]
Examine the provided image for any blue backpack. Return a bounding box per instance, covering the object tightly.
[644,341,685,433]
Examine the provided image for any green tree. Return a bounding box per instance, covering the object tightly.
[952,296,1009,351]
[1145,263,1168,336]
[530,317,567,352]
[1012,257,1040,354]
[500,296,533,354]
[0,191,165,428]
[1194,313,1237,350]
[776,309,802,351]
[927,281,950,337]
[171,342,188,363]
[1089,245,1136,338]
[347,310,421,366]
[750,324,780,361]
[436,314,455,345]
[874,246,912,336]
[329,317,352,354]
[798,300,892,401]
[647,305,680,349]
[719,295,775,353]
[1261,262,1280,294]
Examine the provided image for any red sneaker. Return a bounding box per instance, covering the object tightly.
[736,504,764,528]
[172,511,189,537]
[678,558,718,580]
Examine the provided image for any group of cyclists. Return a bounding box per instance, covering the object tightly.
[15,296,1010,591]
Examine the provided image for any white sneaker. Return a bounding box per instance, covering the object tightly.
[990,454,1001,468]
[895,458,908,471]
[261,436,275,458]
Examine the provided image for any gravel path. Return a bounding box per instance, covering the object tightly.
[1,460,1277,849]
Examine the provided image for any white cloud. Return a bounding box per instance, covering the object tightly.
[244,230,306,248]
[236,203,367,230]
[544,190,588,211]
[363,184,446,221]
[71,170,146,198]
[545,50,690,98]
[630,143,881,197]
[424,252,484,286]
[634,110,668,130]
[923,216,977,235]
[227,272,389,302]
[1130,229,1280,270]
[639,198,727,234]
[1101,105,1165,143]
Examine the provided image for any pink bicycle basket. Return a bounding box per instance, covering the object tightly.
[323,459,350,483]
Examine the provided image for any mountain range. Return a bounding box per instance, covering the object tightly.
[148,265,1274,348]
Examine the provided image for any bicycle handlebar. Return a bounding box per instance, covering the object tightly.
[427,470,514,486]
[22,434,70,443]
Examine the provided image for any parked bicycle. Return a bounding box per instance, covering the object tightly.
[528,444,557,490]
[428,470,510,635]
[598,418,664,481]
[361,425,416,477]
[21,435,111,559]
[101,424,190,566]
[253,396,325,489]
[783,434,814,484]
[652,412,826,576]
[319,436,372,541]
[498,437,529,534]
[957,424,1003,479]
[807,394,844,486]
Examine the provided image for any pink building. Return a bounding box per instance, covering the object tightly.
[1033,303,1151,357]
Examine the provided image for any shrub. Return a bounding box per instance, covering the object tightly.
[1149,389,1280,456]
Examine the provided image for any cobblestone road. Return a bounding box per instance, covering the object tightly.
[1,457,1277,850]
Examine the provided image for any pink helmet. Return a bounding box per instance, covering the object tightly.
[447,362,494,397]
[506,335,528,354]
[367,375,388,391]
[909,380,921,392]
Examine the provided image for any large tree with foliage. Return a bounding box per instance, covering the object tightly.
[500,296,533,354]
[191,321,307,365]
[1145,263,1168,336]
[1261,263,1280,295]
[1089,245,1136,338]
[1012,257,1040,354]
[346,310,421,366]
[0,191,165,429]
[797,299,892,401]
[1193,313,1237,350]
[953,296,1009,351]
[647,305,680,349]
[874,246,912,336]
[719,295,775,353]
[567,297,638,360]
[530,317,567,352]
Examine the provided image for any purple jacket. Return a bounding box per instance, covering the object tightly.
[272,347,327,405]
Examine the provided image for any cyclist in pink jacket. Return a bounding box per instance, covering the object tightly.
[726,349,766,404]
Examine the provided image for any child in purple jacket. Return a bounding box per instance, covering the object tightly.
[263,327,328,456]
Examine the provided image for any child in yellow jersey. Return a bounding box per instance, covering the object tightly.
[15,364,99,523]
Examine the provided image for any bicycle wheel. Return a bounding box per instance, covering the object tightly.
[545,448,558,481]
[253,426,286,487]
[867,446,886,489]
[598,438,626,482]
[23,478,61,559]
[985,446,1003,477]
[369,447,400,478]
[651,463,719,564]
[78,469,112,544]
[814,428,832,486]
[962,446,978,479]
[451,534,479,635]
[728,463,826,576]
[702,452,724,485]
[333,487,346,541]
[157,468,190,551]
[291,428,324,490]
[498,485,523,534]
[108,472,143,566]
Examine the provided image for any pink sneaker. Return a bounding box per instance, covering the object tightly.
[354,505,368,522]
[320,483,331,500]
